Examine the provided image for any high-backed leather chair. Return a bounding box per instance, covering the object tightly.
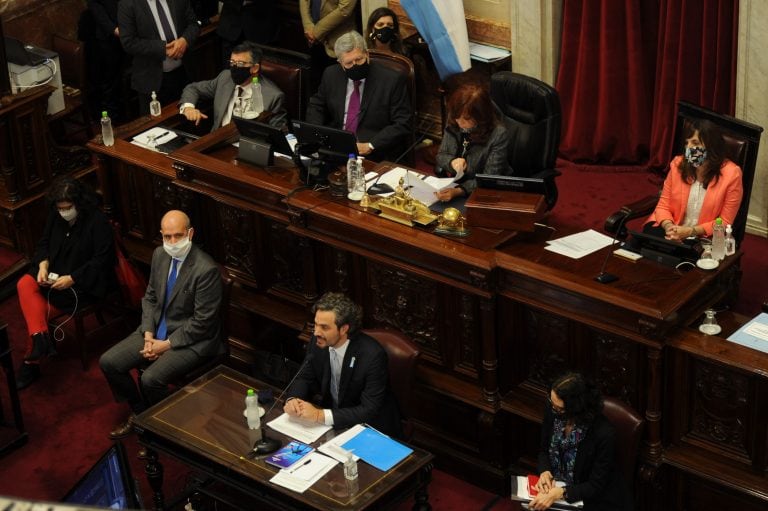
[605,101,763,245]
[363,328,420,439]
[255,44,312,122]
[368,50,417,164]
[490,71,562,209]
[602,396,645,488]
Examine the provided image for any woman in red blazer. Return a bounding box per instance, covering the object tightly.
[647,119,743,240]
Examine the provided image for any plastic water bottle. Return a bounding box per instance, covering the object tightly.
[248,76,264,117]
[100,111,114,147]
[245,388,260,430]
[346,153,358,194]
[724,224,735,256]
[149,91,162,117]
[712,217,726,261]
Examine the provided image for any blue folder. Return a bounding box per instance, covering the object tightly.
[341,426,413,472]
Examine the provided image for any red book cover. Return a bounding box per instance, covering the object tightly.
[527,474,539,497]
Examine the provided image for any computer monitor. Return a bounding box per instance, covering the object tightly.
[476,174,547,195]
[62,442,141,509]
[627,229,701,266]
[290,119,358,165]
[234,116,293,166]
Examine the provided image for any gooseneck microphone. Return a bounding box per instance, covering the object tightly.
[368,124,435,195]
[252,349,315,455]
[595,215,628,284]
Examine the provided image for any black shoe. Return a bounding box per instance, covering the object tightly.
[25,332,54,361]
[15,363,41,390]
[109,414,137,439]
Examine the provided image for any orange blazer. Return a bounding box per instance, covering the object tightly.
[647,156,743,236]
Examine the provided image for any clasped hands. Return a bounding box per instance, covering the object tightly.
[165,37,188,60]
[663,222,695,241]
[283,397,324,424]
[529,471,565,510]
[140,336,171,361]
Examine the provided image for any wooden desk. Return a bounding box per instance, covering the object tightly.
[134,366,434,510]
[88,113,763,510]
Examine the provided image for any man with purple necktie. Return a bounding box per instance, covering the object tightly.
[305,31,411,162]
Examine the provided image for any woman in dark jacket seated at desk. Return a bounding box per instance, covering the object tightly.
[15,177,116,389]
[434,82,510,203]
[530,372,633,511]
[646,119,743,241]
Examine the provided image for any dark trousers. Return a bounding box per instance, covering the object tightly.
[88,37,124,122]
[99,330,202,412]
[137,66,189,116]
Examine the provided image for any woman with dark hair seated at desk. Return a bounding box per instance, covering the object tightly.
[646,119,743,241]
[434,82,510,203]
[365,7,407,56]
[530,372,633,511]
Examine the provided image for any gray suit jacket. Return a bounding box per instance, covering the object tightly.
[179,70,287,130]
[118,0,200,94]
[140,245,223,357]
[435,124,511,194]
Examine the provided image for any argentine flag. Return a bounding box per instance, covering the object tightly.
[401,0,471,81]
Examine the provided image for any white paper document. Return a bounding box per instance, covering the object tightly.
[318,424,364,462]
[545,229,616,259]
[368,167,458,206]
[469,42,511,62]
[132,127,178,150]
[267,413,332,444]
[512,476,584,508]
[269,451,337,493]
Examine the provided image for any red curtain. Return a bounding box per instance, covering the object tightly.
[556,0,738,168]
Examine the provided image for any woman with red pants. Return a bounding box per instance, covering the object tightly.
[16,177,116,389]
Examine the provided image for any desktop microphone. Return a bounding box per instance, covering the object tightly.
[367,124,435,195]
[252,349,315,455]
[594,214,628,284]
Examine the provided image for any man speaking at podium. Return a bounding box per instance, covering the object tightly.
[284,293,402,438]
[306,31,411,162]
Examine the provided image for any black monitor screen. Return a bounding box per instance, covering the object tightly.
[628,230,701,262]
[234,116,294,156]
[63,442,140,509]
[290,119,357,164]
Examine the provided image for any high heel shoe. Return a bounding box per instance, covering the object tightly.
[25,331,54,361]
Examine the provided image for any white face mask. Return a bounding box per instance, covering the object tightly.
[59,206,78,222]
[163,236,192,259]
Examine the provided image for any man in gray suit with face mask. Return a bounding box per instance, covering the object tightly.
[179,41,287,130]
[100,210,223,440]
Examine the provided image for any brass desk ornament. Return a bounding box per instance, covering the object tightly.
[434,207,469,237]
[368,177,437,227]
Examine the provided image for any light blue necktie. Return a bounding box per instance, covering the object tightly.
[155,258,178,340]
[330,349,340,406]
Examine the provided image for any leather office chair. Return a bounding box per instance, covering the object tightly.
[605,101,763,245]
[255,44,312,122]
[602,397,645,488]
[489,71,562,209]
[368,50,417,164]
[363,328,420,439]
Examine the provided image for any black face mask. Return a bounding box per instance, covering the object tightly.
[230,66,251,85]
[372,26,396,44]
[344,61,370,81]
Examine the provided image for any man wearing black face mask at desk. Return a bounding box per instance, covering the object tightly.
[305,31,411,162]
[178,41,287,130]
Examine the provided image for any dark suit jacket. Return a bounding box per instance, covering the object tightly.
[140,245,223,357]
[179,70,287,130]
[305,61,411,162]
[537,407,633,511]
[31,207,116,311]
[436,124,511,194]
[288,332,401,438]
[88,0,120,41]
[118,0,200,94]
[217,0,279,44]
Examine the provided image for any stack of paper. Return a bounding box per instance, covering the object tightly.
[269,452,337,493]
[545,230,616,259]
[511,475,584,509]
[469,42,511,63]
[131,127,178,151]
[369,167,460,207]
[266,413,332,444]
[727,312,768,353]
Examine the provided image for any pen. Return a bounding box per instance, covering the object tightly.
[350,357,356,368]
[288,458,312,474]
[154,131,170,141]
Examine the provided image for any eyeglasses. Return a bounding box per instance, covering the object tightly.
[228,60,254,68]
[547,396,566,415]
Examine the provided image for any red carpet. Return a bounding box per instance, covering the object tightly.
[0,160,765,508]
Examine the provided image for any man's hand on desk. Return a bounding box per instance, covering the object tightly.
[356,142,373,156]
[181,106,208,125]
[283,398,324,423]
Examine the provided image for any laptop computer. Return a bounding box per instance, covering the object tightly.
[4,37,49,66]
